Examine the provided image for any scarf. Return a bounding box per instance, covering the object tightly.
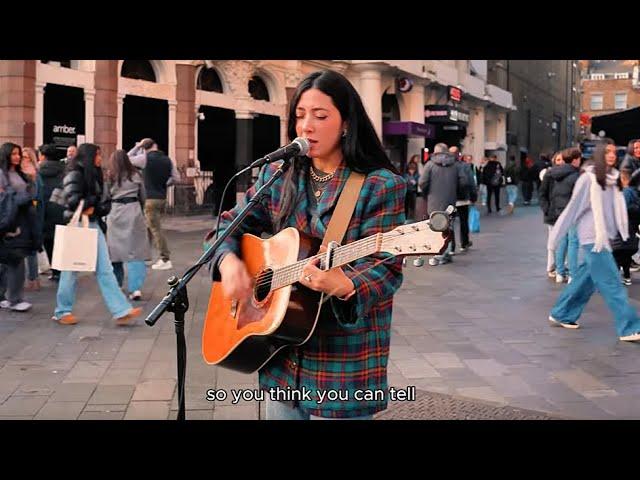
[585,166,628,252]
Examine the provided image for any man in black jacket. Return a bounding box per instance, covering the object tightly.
[454,154,478,253]
[128,138,180,271]
[38,144,65,281]
[482,155,504,213]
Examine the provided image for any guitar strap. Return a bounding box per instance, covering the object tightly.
[321,171,366,248]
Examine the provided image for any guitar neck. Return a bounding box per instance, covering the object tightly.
[270,233,382,291]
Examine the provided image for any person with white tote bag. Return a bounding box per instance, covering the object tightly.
[51,143,142,326]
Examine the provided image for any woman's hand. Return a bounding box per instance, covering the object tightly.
[300,250,355,298]
[83,206,95,216]
[219,253,254,300]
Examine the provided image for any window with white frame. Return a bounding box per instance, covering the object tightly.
[591,94,604,110]
[615,92,627,109]
[590,73,605,80]
[615,72,629,80]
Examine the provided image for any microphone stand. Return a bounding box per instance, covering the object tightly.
[144,158,293,420]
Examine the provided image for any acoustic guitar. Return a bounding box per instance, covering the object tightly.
[202,213,451,373]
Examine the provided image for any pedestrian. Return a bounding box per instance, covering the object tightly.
[127,138,180,271]
[420,142,468,265]
[403,158,419,220]
[540,149,580,283]
[454,154,478,252]
[504,155,520,214]
[105,149,150,301]
[483,154,503,214]
[20,147,43,291]
[548,142,640,342]
[52,143,143,326]
[612,167,640,286]
[0,142,39,312]
[37,144,66,282]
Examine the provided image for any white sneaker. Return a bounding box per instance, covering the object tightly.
[9,301,32,312]
[620,332,640,342]
[0,300,10,309]
[548,315,580,329]
[428,257,440,266]
[151,259,173,270]
[129,290,142,301]
[555,274,565,284]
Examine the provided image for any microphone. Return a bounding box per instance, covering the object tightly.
[248,137,310,169]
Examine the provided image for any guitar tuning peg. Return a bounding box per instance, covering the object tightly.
[413,256,424,267]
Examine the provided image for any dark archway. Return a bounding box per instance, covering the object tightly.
[121,60,157,82]
[43,83,85,160]
[249,76,270,101]
[197,106,236,212]
[122,95,168,154]
[197,67,223,93]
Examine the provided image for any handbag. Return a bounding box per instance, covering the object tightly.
[51,200,98,272]
[468,205,480,233]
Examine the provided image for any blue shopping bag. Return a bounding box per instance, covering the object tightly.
[468,205,480,233]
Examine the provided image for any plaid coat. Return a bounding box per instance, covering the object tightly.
[212,158,406,418]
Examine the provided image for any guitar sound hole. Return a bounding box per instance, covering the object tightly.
[254,268,273,303]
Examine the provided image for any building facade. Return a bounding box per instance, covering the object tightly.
[0,59,513,209]
[579,60,640,138]
[487,60,581,165]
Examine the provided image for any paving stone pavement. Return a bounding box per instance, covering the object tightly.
[2,200,640,420]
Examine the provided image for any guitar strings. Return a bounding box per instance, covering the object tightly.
[252,227,437,290]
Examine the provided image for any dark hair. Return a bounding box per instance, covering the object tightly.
[38,143,58,160]
[562,147,582,164]
[68,143,103,193]
[274,69,398,230]
[106,149,136,187]
[0,142,28,182]
[591,142,619,190]
[627,138,640,157]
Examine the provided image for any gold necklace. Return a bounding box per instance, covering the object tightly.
[310,166,335,198]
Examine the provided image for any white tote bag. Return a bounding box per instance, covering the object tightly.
[51,200,98,272]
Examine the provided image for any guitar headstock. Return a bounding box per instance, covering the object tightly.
[380,219,449,256]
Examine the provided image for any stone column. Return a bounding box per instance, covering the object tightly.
[0,60,36,147]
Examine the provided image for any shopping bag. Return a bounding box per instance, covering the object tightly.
[51,200,98,272]
[468,205,480,233]
[37,250,51,274]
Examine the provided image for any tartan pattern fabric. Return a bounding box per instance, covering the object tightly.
[212,158,406,418]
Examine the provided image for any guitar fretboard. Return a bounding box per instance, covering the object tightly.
[266,234,381,291]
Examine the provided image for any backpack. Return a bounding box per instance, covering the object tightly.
[490,165,503,187]
[0,189,19,237]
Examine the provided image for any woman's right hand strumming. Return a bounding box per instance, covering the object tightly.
[219,253,254,300]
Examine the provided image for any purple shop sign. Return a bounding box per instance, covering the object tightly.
[383,121,436,138]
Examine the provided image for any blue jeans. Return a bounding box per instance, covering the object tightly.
[112,260,147,293]
[550,244,640,337]
[55,223,133,319]
[555,233,569,276]
[567,227,580,277]
[25,253,38,281]
[506,185,518,205]
[265,399,372,420]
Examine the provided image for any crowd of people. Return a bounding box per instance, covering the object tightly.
[0,138,179,325]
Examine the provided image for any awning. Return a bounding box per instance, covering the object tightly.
[590,107,640,145]
[383,121,436,138]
